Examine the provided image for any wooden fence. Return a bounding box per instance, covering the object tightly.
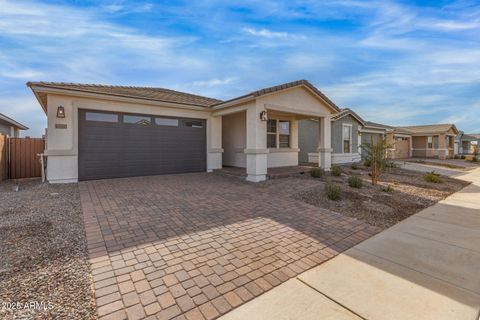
[0,136,45,181]
[0,134,7,181]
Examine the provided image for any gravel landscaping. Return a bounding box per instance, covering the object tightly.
[293,165,470,229]
[0,179,96,320]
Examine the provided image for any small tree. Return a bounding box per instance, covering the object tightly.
[361,136,392,185]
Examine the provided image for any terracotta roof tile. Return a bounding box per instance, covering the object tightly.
[27,82,222,107]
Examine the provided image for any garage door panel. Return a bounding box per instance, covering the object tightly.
[78,110,206,181]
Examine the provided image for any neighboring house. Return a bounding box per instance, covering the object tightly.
[298,108,365,164]
[0,113,28,137]
[359,121,392,158]
[455,131,479,155]
[28,80,340,183]
[387,124,458,160]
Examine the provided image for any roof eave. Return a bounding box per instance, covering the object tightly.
[28,85,212,111]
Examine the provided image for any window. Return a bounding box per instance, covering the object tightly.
[427,136,433,149]
[85,112,118,123]
[279,121,290,148]
[267,119,277,148]
[155,118,178,127]
[124,115,151,125]
[343,125,352,153]
[183,120,203,128]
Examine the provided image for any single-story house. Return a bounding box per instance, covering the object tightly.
[0,113,28,137]
[298,108,365,164]
[386,124,458,160]
[359,121,391,158]
[455,131,479,155]
[28,80,339,183]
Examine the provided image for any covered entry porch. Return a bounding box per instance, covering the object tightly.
[208,81,339,182]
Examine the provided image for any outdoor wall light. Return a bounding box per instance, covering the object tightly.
[260,110,268,121]
[56,106,65,118]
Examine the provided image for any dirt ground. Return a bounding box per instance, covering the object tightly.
[0,179,96,320]
[293,165,470,229]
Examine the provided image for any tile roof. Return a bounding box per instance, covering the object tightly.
[396,123,457,134]
[27,82,222,107]
[0,113,28,130]
[364,121,393,130]
[213,80,341,112]
[332,108,366,125]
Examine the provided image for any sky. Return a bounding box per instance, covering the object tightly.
[0,0,479,136]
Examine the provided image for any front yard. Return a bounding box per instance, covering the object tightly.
[0,164,470,319]
[293,164,469,229]
[0,180,95,320]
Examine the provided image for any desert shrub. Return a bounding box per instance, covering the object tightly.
[454,155,460,159]
[424,171,443,183]
[363,158,371,167]
[472,156,479,162]
[331,166,342,176]
[310,167,324,178]
[460,155,466,159]
[380,185,394,193]
[385,160,398,168]
[351,163,359,170]
[325,183,341,200]
[348,175,363,188]
[361,138,393,185]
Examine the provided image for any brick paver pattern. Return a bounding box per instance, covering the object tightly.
[80,173,380,320]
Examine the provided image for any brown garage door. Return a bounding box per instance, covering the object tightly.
[78,109,206,181]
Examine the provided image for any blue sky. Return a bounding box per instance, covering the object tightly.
[1,0,479,136]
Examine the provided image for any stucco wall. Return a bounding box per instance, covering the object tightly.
[0,121,13,137]
[361,132,383,158]
[222,111,246,167]
[331,114,359,154]
[412,136,427,148]
[45,93,216,183]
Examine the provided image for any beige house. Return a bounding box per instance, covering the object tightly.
[28,80,339,183]
[387,124,458,160]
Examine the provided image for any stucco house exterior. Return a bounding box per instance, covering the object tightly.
[298,108,365,164]
[0,113,28,137]
[28,80,339,183]
[387,124,458,160]
[455,131,479,155]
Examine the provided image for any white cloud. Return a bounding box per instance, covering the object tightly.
[192,77,236,87]
[242,27,300,39]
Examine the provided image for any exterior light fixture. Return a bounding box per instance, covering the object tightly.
[260,110,268,121]
[56,106,66,118]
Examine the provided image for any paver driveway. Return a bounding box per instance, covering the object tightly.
[80,173,379,320]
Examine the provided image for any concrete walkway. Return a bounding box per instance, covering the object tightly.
[220,168,480,320]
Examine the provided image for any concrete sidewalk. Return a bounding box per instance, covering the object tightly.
[220,168,480,320]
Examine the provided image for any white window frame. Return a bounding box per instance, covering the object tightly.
[267,118,291,149]
[427,136,433,149]
[342,124,353,153]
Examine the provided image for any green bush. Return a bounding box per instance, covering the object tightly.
[385,160,398,168]
[325,183,341,200]
[380,185,394,193]
[424,171,443,183]
[351,163,359,170]
[331,166,342,176]
[348,175,363,188]
[363,158,371,167]
[310,167,324,178]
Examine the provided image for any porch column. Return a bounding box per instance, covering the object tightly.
[317,116,332,171]
[438,133,447,159]
[245,104,268,182]
[207,116,223,172]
